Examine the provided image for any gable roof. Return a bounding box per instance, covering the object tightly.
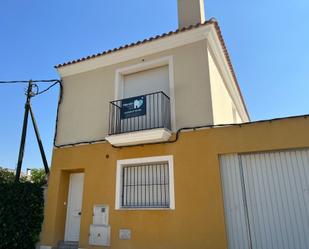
[56,19,219,69]
[55,19,249,118]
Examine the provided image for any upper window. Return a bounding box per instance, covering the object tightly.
[123,66,170,98]
[114,56,176,132]
[115,156,175,210]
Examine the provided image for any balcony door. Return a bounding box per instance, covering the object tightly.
[123,65,169,98]
[116,66,170,133]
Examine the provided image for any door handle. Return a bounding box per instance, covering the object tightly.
[78,212,82,216]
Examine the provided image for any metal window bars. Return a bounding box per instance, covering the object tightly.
[121,162,170,208]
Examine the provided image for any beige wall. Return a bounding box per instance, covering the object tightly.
[56,40,213,146]
[208,48,244,124]
[41,116,309,249]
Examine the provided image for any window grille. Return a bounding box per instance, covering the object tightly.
[121,162,170,208]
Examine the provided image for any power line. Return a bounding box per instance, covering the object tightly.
[0,80,29,84]
[11,79,62,182]
[0,78,62,181]
[0,79,61,98]
[36,81,60,96]
[32,79,60,83]
[0,79,59,84]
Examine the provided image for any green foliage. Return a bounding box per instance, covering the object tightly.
[0,168,15,183]
[0,168,28,183]
[30,168,47,186]
[0,182,44,249]
[0,167,47,185]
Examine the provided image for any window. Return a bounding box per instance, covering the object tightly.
[123,66,170,98]
[115,56,176,131]
[115,156,175,210]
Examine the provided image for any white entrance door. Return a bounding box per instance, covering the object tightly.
[65,173,84,242]
[220,149,309,249]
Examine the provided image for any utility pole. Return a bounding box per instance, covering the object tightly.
[29,104,49,174]
[15,80,33,182]
[15,79,51,182]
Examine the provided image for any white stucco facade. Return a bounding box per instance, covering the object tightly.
[55,24,249,146]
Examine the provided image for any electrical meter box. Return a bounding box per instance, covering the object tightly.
[93,205,109,225]
[89,224,111,247]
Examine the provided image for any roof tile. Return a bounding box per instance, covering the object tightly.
[55,20,216,69]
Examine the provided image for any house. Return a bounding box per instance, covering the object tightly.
[40,1,309,249]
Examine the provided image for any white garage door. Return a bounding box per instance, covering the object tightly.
[220,149,309,249]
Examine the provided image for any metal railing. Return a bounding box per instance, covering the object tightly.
[109,91,171,135]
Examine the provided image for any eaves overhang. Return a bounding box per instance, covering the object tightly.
[55,21,213,77]
[55,20,216,70]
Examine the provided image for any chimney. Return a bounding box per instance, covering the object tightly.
[177,0,206,29]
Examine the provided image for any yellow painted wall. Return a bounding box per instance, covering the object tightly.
[41,116,309,249]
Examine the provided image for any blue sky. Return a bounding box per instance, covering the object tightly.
[0,0,309,169]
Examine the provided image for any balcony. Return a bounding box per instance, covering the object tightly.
[106,91,172,146]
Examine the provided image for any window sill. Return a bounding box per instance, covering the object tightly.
[115,207,175,211]
[106,128,172,147]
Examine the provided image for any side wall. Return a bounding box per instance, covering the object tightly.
[56,40,213,145]
[208,48,244,124]
[41,116,309,249]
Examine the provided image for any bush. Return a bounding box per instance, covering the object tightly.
[29,168,47,186]
[0,169,15,183]
[0,168,28,184]
[0,182,44,249]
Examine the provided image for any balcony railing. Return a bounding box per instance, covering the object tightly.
[109,91,171,135]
